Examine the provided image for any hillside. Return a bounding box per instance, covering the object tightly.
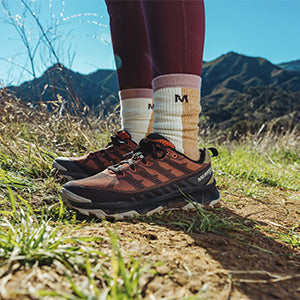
[201,52,300,133]
[278,59,300,72]
[0,95,299,299]
[4,52,300,133]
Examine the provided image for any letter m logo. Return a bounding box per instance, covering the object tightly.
[175,94,188,103]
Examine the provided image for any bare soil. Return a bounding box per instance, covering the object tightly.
[2,185,300,300]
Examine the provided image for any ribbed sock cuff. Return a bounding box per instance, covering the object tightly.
[152,73,201,91]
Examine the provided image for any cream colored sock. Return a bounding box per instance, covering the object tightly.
[120,88,154,143]
[152,74,202,161]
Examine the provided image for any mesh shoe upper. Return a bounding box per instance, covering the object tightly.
[62,133,220,216]
[53,130,138,180]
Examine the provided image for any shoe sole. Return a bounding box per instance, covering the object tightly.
[60,183,221,220]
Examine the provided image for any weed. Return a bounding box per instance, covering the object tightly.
[104,228,143,299]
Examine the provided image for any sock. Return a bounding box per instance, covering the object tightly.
[152,74,202,161]
[120,88,154,143]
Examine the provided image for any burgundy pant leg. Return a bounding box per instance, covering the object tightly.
[105,0,152,90]
[141,0,205,77]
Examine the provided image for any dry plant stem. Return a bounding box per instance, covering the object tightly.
[20,0,88,121]
[1,0,42,104]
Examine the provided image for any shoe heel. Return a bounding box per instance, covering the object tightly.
[183,182,221,210]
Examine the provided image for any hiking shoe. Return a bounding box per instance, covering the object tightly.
[61,133,220,219]
[53,131,138,180]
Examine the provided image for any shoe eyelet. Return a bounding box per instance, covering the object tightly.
[118,171,125,177]
[167,150,177,158]
[130,167,136,172]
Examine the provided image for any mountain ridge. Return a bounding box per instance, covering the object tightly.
[278,59,300,72]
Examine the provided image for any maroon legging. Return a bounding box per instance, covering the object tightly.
[105,0,205,90]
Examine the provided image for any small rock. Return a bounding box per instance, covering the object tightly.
[156,265,170,276]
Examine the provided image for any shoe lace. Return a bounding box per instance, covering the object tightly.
[109,134,125,147]
[108,138,167,175]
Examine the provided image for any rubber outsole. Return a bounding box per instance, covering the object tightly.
[61,187,221,220]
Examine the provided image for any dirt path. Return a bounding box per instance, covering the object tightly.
[2,186,300,299]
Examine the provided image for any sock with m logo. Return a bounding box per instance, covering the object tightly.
[120,88,154,143]
[152,74,202,161]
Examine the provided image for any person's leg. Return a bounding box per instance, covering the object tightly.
[141,0,205,161]
[141,0,205,77]
[106,0,154,143]
[105,0,152,90]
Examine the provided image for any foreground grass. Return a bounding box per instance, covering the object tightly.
[0,95,299,298]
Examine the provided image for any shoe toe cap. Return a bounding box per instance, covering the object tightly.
[52,157,71,171]
[53,157,83,173]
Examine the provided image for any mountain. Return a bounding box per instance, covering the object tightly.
[278,59,300,72]
[200,52,300,133]
[202,52,300,98]
[5,63,119,114]
[4,52,300,134]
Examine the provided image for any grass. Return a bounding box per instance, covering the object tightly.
[140,203,251,236]
[0,95,146,298]
[256,222,300,248]
[214,141,299,191]
[29,228,144,300]
[0,94,299,298]
[0,208,103,270]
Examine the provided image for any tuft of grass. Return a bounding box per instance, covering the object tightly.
[141,201,250,236]
[0,208,104,271]
[277,225,300,247]
[183,195,251,234]
[256,222,300,248]
[104,228,143,300]
[27,227,145,300]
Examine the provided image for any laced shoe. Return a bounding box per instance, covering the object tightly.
[61,133,220,219]
[53,131,137,180]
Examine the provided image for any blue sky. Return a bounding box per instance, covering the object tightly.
[0,0,300,85]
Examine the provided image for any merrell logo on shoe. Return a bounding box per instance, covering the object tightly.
[197,167,212,183]
[175,94,188,103]
[148,103,154,110]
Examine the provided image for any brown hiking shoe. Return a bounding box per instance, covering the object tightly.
[61,133,220,219]
[53,131,137,180]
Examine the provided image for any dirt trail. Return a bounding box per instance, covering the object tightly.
[2,187,300,299]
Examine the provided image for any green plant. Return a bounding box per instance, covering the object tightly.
[104,228,143,299]
[28,228,145,300]
[214,142,299,191]
[257,223,300,249]
[0,208,103,270]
